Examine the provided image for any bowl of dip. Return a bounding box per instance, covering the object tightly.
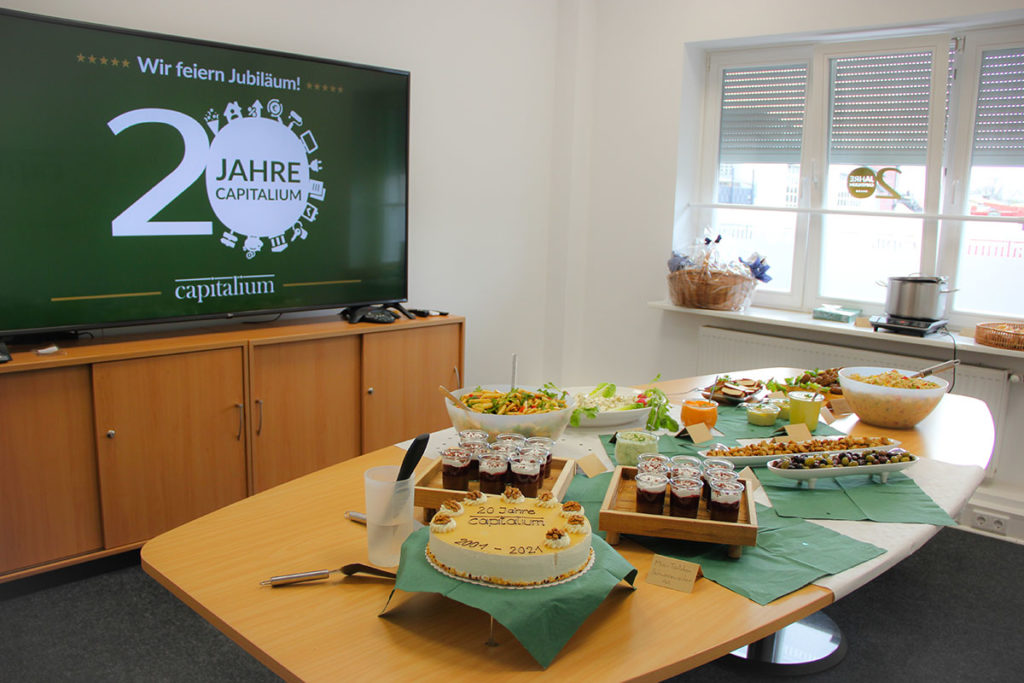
[837,367,948,429]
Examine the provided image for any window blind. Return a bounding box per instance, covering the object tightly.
[972,47,1024,167]
[828,51,933,166]
[718,64,807,164]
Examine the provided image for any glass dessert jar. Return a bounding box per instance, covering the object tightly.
[509,453,544,498]
[668,476,702,518]
[477,453,509,494]
[709,479,745,522]
[440,447,472,491]
[636,453,671,475]
[634,472,669,515]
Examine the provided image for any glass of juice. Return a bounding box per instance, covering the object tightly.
[668,476,702,518]
[709,479,745,522]
[788,391,825,430]
[634,472,669,515]
[681,399,718,429]
[440,448,472,491]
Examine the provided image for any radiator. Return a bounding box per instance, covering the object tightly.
[696,326,1010,474]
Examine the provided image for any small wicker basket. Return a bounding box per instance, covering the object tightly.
[975,323,1024,351]
[667,267,756,312]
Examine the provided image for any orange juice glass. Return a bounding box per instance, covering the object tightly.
[681,399,718,429]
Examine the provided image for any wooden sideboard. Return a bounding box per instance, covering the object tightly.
[0,314,464,580]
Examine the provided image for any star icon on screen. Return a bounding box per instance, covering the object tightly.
[76,53,85,62]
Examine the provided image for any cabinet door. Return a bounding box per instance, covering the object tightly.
[251,336,362,492]
[0,367,103,575]
[93,349,247,548]
[362,323,463,452]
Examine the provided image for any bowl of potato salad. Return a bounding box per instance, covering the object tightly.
[838,367,948,429]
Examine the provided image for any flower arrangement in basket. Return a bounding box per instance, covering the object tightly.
[666,235,770,312]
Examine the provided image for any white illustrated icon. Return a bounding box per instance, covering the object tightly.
[108,98,326,258]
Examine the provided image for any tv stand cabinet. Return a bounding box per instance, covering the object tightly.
[0,315,464,581]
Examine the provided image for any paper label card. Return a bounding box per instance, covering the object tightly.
[737,466,761,491]
[854,316,873,328]
[767,390,786,399]
[829,398,853,415]
[646,555,701,592]
[684,422,714,444]
[575,453,607,478]
[784,423,813,441]
[773,435,794,443]
[819,406,836,424]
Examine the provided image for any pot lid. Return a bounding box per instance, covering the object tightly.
[889,275,948,283]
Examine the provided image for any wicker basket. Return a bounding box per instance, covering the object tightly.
[667,267,756,311]
[975,322,1024,351]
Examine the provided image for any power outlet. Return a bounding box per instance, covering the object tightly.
[971,508,1010,536]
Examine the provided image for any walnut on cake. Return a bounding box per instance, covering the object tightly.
[565,515,587,534]
[535,491,559,508]
[560,500,584,517]
[440,499,465,516]
[501,486,526,504]
[430,513,456,533]
[544,527,571,549]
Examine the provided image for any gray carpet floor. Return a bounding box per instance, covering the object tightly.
[1,526,1022,681]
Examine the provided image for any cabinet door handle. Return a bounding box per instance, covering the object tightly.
[235,403,243,440]
[255,398,264,436]
[367,387,374,395]
[454,366,461,388]
[106,429,116,439]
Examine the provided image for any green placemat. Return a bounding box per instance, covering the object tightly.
[392,527,637,668]
[601,405,844,460]
[629,504,885,605]
[758,468,956,525]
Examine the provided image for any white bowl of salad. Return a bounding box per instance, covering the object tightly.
[568,384,655,429]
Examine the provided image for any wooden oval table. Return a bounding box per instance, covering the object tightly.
[141,369,994,682]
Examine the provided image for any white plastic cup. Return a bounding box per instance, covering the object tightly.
[363,465,414,567]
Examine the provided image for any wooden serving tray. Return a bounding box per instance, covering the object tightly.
[599,466,758,558]
[414,456,575,513]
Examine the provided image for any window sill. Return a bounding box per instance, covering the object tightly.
[649,300,1024,363]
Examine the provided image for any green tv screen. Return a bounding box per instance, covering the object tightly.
[0,9,409,338]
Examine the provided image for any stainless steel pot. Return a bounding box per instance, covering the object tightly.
[880,275,957,321]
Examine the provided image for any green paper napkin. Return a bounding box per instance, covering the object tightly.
[392,527,637,668]
[629,505,885,605]
[758,468,956,525]
[601,405,844,459]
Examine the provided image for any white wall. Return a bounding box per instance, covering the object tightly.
[5,0,563,388]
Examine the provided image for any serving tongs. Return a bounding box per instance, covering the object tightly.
[909,359,959,378]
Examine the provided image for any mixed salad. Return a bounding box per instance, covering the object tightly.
[567,377,679,432]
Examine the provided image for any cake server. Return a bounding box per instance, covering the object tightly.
[260,563,396,586]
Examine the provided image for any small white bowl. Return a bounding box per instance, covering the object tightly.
[837,366,948,429]
[444,385,576,441]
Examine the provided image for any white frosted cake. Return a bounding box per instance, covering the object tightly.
[426,487,593,587]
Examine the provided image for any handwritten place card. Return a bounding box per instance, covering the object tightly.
[819,406,836,424]
[737,466,761,491]
[784,423,813,442]
[684,422,714,444]
[647,555,701,592]
[575,453,607,477]
[829,397,853,415]
[767,390,786,399]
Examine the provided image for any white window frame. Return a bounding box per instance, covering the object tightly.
[692,27,1024,327]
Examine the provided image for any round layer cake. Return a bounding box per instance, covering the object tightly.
[426,489,593,587]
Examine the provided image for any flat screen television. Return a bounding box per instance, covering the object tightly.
[0,8,409,341]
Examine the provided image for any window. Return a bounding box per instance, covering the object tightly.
[692,27,1024,325]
